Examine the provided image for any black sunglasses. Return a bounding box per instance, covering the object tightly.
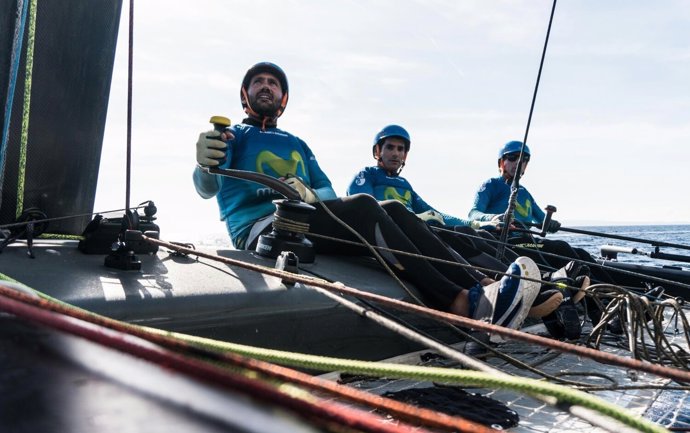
[503,153,530,162]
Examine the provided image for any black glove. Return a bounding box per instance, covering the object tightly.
[547,219,561,233]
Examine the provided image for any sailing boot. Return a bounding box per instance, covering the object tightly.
[470,257,541,344]
[541,292,582,340]
[547,260,590,304]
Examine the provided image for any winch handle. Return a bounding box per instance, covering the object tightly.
[540,205,557,236]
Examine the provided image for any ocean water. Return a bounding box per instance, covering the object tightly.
[548,224,690,271]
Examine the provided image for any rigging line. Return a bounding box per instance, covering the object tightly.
[433,224,559,273]
[0,283,494,433]
[125,0,133,212]
[301,229,591,383]
[209,167,300,200]
[304,231,557,290]
[15,0,37,218]
[306,283,500,375]
[308,263,617,390]
[130,238,677,432]
[585,284,690,369]
[300,268,568,385]
[0,205,150,231]
[306,228,686,295]
[303,267,590,387]
[0,291,445,433]
[305,265,584,387]
[305,191,425,306]
[142,235,690,386]
[544,224,690,252]
[433,225,690,291]
[0,0,29,200]
[497,0,558,260]
[300,283,640,431]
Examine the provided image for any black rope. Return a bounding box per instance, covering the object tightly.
[548,224,690,252]
[125,0,134,212]
[497,0,558,260]
[207,167,300,200]
[0,206,148,232]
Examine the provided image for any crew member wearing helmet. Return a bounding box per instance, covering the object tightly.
[348,127,563,321]
[348,125,470,227]
[194,62,336,249]
[193,64,542,328]
[469,140,560,232]
[468,141,611,339]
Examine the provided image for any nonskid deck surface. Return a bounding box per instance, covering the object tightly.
[318,316,690,432]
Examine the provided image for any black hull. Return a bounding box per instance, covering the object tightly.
[597,259,690,298]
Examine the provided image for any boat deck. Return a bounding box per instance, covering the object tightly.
[0,239,459,360]
[318,318,690,432]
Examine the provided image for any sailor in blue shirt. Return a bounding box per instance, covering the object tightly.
[347,125,471,227]
[193,63,335,250]
[347,125,520,270]
[346,125,563,322]
[468,141,615,338]
[193,63,542,328]
[469,141,560,232]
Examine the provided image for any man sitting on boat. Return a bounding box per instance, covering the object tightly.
[469,140,603,338]
[345,124,564,321]
[192,62,541,332]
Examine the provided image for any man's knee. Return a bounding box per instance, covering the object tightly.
[343,193,386,217]
[380,200,410,218]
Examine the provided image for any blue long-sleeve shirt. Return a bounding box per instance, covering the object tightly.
[193,123,336,249]
[346,166,470,226]
[468,176,545,225]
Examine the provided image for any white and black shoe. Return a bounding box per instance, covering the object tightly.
[470,257,541,343]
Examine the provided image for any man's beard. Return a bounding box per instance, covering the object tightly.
[251,96,279,117]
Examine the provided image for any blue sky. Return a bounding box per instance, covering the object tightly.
[96,0,690,241]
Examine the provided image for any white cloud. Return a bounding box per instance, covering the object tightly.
[97,0,690,242]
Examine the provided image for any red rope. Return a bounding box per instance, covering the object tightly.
[143,236,690,384]
[0,284,497,433]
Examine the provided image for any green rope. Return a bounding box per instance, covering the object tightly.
[16,0,37,218]
[0,273,21,284]
[37,233,83,240]
[149,329,667,433]
[4,279,669,433]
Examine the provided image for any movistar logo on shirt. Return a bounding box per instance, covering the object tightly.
[515,199,532,218]
[256,150,306,177]
[355,172,366,186]
[383,187,412,207]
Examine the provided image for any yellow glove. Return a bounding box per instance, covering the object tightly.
[416,210,445,225]
[283,177,317,203]
[196,130,228,167]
